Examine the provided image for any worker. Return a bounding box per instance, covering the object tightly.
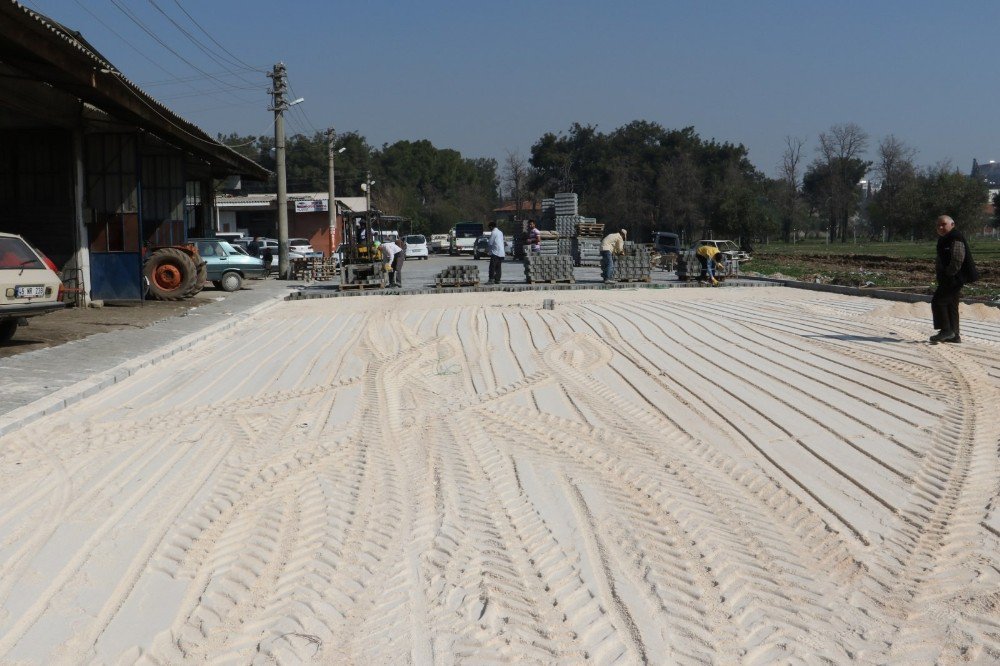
[380,238,401,288]
[696,244,722,285]
[391,238,407,288]
[600,228,627,284]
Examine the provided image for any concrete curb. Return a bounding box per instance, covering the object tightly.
[741,276,1000,309]
[287,279,781,300]
[0,295,285,438]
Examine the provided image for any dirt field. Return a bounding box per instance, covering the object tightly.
[0,296,210,359]
[0,287,998,663]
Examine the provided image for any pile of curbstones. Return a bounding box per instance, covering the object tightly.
[524,255,575,283]
[435,265,480,287]
[613,247,652,282]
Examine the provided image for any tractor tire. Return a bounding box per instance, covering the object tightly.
[144,248,197,300]
[219,271,243,292]
[0,319,17,344]
[185,260,208,296]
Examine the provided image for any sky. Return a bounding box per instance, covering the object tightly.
[21,0,1000,179]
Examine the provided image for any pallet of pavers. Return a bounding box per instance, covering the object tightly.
[614,248,652,282]
[435,265,480,287]
[524,255,575,283]
[572,237,601,266]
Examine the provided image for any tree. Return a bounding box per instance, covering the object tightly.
[867,135,918,240]
[816,123,871,241]
[503,151,529,223]
[917,163,988,235]
[778,136,805,242]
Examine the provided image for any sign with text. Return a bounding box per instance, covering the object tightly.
[294,200,328,213]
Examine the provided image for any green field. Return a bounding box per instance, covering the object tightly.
[755,237,1000,261]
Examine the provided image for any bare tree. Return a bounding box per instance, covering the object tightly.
[872,135,917,239]
[817,123,870,241]
[779,136,805,242]
[503,151,528,223]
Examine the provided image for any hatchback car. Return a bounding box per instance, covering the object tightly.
[289,237,322,258]
[404,234,429,259]
[190,238,266,292]
[0,232,64,343]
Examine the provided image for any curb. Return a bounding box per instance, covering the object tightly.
[741,276,1000,309]
[0,295,285,438]
[287,279,781,300]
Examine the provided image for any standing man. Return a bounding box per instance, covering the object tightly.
[525,220,541,254]
[696,244,722,286]
[600,228,627,284]
[247,236,261,258]
[487,221,505,284]
[930,215,977,343]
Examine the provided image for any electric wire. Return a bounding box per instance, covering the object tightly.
[105,0,256,99]
[145,0,261,87]
[170,0,262,72]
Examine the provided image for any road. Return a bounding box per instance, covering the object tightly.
[0,287,998,663]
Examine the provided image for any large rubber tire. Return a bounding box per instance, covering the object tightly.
[185,260,208,297]
[144,248,197,300]
[0,319,17,344]
[219,271,243,292]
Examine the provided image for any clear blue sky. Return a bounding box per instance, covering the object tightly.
[24,0,1000,178]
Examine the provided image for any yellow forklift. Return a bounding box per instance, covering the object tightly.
[339,209,387,289]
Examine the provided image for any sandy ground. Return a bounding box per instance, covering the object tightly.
[0,287,999,664]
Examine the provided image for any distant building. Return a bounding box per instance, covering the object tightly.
[971,159,1000,203]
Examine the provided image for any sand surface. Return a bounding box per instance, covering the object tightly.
[1,287,998,664]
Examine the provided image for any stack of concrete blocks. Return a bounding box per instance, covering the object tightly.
[523,255,575,283]
[675,254,702,281]
[554,192,578,216]
[572,217,603,267]
[541,198,556,219]
[435,265,480,287]
[614,246,652,282]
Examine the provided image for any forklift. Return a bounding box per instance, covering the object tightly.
[339,208,387,289]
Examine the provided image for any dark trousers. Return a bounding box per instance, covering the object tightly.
[600,250,614,281]
[489,255,503,282]
[390,254,404,286]
[931,284,962,335]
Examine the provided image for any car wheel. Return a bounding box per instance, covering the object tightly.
[220,272,243,292]
[0,319,17,344]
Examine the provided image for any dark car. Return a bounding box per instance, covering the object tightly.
[189,238,266,292]
[652,232,681,255]
[473,235,490,260]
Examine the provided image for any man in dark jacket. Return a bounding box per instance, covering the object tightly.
[930,215,977,343]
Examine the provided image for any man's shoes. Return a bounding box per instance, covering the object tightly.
[942,335,962,343]
[710,278,719,286]
[929,330,956,343]
[603,279,615,284]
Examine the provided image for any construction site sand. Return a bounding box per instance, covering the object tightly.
[0,286,998,664]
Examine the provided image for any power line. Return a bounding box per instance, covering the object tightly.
[105,0,256,98]
[145,0,260,87]
[170,0,262,72]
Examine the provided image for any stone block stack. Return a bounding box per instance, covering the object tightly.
[572,218,603,266]
[613,246,652,282]
[523,255,575,283]
[435,265,480,287]
[554,192,578,216]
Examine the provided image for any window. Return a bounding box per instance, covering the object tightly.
[0,237,43,269]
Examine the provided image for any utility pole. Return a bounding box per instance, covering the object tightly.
[268,62,290,278]
[326,128,337,258]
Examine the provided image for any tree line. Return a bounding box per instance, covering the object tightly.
[220,120,990,242]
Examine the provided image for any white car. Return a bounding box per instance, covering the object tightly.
[404,234,429,260]
[289,237,322,258]
[1,232,64,343]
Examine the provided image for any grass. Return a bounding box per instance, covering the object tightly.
[756,237,1000,261]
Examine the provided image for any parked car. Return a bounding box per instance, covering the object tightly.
[429,233,450,253]
[473,235,490,259]
[691,239,751,263]
[190,238,266,292]
[289,237,322,258]
[0,232,64,343]
[404,234,429,260]
[652,231,682,256]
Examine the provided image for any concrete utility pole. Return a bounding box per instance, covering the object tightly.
[326,128,341,258]
[268,62,290,278]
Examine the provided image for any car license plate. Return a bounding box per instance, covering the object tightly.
[15,285,45,298]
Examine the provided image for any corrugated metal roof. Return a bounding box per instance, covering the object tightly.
[1,0,269,180]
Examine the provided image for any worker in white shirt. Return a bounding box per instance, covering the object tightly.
[487,221,505,284]
[600,228,627,283]
[380,239,401,288]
